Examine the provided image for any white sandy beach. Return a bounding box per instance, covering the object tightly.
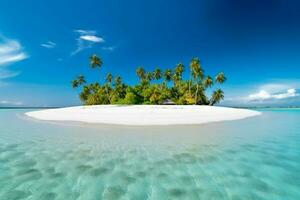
[25,105,261,126]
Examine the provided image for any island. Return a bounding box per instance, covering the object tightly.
[26,55,261,125]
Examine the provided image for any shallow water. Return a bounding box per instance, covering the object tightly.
[0,109,299,200]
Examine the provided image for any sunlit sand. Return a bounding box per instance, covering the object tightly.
[25,105,261,126]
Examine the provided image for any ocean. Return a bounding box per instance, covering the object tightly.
[0,108,299,199]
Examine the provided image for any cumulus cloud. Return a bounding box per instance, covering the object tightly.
[41,41,56,48]
[0,39,28,65]
[72,29,104,55]
[248,88,299,101]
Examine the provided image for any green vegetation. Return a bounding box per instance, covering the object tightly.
[72,54,226,105]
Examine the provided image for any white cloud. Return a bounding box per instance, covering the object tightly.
[80,35,104,43]
[0,39,28,66]
[102,46,116,52]
[41,41,56,48]
[0,53,27,65]
[248,88,299,101]
[0,37,27,83]
[72,29,104,55]
[74,30,96,35]
[0,69,20,79]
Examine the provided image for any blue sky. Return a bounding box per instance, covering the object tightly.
[0,0,300,107]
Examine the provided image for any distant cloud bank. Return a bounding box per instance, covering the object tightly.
[0,100,23,106]
[248,88,299,101]
[222,81,300,107]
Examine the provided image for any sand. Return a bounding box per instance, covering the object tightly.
[25,105,261,126]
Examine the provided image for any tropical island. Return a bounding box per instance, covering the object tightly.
[25,54,261,126]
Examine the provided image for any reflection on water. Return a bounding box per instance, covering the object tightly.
[0,109,299,199]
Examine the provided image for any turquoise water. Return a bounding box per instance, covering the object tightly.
[0,109,299,200]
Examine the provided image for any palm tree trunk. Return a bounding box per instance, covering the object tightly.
[106,88,110,103]
[189,71,192,94]
[195,83,199,105]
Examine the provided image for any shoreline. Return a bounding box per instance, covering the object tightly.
[25,105,261,126]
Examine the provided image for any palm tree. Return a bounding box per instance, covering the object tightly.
[72,75,85,89]
[190,59,204,104]
[153,67,161,81]
[215,72,226,84]
[105,73,113,84]
[164,69,172,85]
[189,58,202,94]
[136,67,146,82]
[172,73,181,86]
[210,89,224,105]
[191,61,204,81]
[203,76,213,88]
[77,75,86,86]
[71,79,79,89]
[173,63,184,87]
[89,83,100,93]
[79,85,91,102]
[89,54,103,69]
[105,73,113,102]
[174,63,184,80]
[114,76,122,87]
[146,72,153,83]
[114,76,126,100]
